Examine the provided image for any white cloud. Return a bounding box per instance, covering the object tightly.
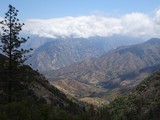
[16,9,160,39]
[121,13,156,38]
[24,16,122,38]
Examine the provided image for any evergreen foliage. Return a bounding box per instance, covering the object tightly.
[0,4,32,102]
[0,54,94,120]
[104,71,160,120]
[0,4,32,70]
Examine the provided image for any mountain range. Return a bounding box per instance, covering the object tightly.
[26,35,143,73]
[46,38,160,104]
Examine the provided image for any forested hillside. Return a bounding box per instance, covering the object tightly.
[0,54,92,120]
[105,70,160,120]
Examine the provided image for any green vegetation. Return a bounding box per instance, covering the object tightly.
[0,100,90,120]
[0,4,32,103]
[104,70,160,120]
[0,4,32,66]
[0,54,94,120]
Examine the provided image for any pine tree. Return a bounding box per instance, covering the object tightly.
[0,4,32,68]
[0,4,32,102]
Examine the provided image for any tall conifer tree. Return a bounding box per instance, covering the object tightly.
[0,4,32,102]
[0,4,32,70]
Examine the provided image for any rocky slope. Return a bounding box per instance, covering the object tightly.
[46,38,160,104]
[47,38,160,85]
[27,36,142,73]
[50,78,107,98]
[27,39,105,73]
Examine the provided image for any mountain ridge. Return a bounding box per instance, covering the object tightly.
[46,38,160,104]
[47,38,160,83]
[27,35,143,73]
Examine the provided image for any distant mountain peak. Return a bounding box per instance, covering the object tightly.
[146,38,160,44]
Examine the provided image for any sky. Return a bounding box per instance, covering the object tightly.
[1,0,160,19]
[1,0,160,39]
